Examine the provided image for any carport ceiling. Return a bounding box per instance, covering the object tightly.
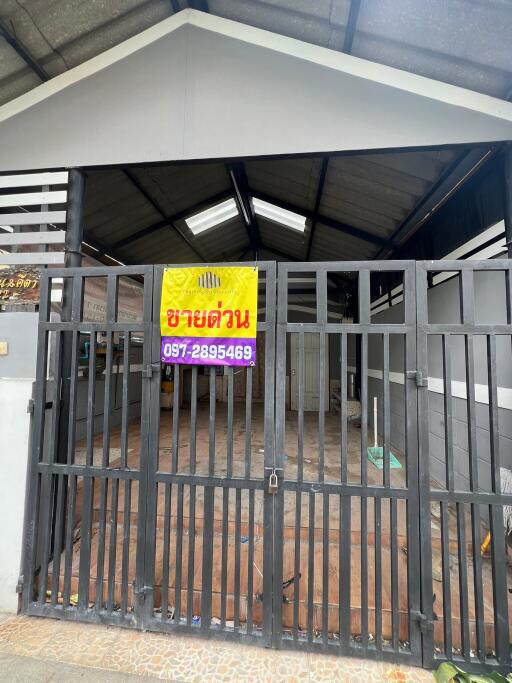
[0,1,511,107]
[83,147,472,264]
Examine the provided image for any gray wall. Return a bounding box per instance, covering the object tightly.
[73,343,144,442]
[0,313,39,379]
[368,271,512,491]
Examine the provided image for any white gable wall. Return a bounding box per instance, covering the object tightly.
[0,10,511,172]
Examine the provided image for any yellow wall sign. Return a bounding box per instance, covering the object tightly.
[160,266,258,366]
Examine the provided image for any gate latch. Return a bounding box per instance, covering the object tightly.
[411,610,435,633]
[142,363,160,379]
[406,370,428,388]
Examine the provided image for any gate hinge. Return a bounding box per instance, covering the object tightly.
[142,363,160,379]
[411,610,436,633]
[16,575,24,594]
[406,370,428,388]
[27,399,34,414]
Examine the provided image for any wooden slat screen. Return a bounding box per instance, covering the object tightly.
[0,171,68,266]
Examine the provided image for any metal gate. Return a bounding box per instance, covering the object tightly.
[22,265,155,627]
[273,261,422,666]
[21,259,512,673]
[416,260,512,675]
[139,262,277,644]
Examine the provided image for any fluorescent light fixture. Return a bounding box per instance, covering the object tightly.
[252,197,306,232]
[185,198,238,235]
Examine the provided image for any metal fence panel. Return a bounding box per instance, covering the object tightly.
[416,259,512,674]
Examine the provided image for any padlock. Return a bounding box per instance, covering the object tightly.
[268,470,278,494]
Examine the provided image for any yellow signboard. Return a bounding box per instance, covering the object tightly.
[160,266,258,366]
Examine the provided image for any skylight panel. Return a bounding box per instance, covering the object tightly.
[185,198,238,235]
[252,197,306,232]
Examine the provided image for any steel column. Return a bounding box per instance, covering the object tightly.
[504,144,512,258]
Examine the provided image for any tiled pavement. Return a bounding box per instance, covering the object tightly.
[0,614,433,682]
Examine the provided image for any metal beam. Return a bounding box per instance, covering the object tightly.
[0,21,50,82]
[82,233,128,266]
[188,0,209,10]
[305,157,329,260]
[379,146,496,259]
[123,169,206,261]
[260,245,299,262]
[251,189,388,247]
[342,0,361,54]
[237,247,251,261]
[227,163,261,259]
[112,189,232,249]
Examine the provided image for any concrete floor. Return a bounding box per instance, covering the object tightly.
[47,402,512,654]
[0,653,161,683]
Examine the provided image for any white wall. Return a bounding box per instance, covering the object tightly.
[0,312,38,612]
[0,378,32,611]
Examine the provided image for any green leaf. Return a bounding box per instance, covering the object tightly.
[434,662,512,683]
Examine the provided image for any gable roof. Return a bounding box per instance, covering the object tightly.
[0,9,511,172]
[1,2,511,107]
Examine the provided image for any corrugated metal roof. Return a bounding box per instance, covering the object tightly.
[134,164,229,216]
[122,229,198,264]
[84,170,161,244]
[0,0,510,108]
[82,145,464,264]
[310,223,376,262]
[259,217,307,260]
[319,150,459,242]
[191,216,249,261]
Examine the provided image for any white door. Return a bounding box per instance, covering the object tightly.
[290,333,329,411]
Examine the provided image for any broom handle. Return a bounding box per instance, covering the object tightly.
[374,396,378,449]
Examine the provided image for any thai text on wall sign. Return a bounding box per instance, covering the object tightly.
[160,266,258,366]
[0,267,40,303]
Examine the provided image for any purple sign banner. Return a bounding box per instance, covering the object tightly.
[161,336,256,366]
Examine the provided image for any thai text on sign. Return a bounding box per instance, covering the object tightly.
[0,267,40,304]
[160,266,258,366]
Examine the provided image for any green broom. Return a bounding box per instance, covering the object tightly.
[367,396,402,470]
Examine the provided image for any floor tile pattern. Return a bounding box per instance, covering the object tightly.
[0,614,432,682]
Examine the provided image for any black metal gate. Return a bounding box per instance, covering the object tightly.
[139,262,277,644]
[22,265,154,627]
[416,260,512,675]
[21,259,512,673]
[273,261,422,666]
